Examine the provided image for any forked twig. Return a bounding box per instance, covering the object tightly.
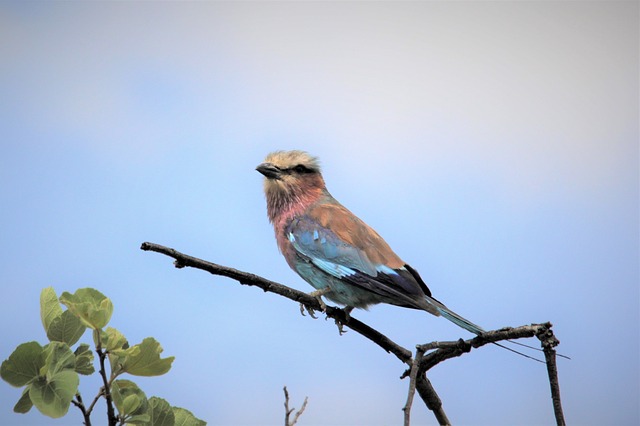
[283,386,308,426]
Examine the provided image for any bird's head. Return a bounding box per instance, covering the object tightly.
[256,150,326,219]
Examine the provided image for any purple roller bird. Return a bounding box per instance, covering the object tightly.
[256,150,484,335]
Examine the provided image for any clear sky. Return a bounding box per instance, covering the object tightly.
[0,2,638,425]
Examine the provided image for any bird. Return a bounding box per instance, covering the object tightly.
[256,150,484,335]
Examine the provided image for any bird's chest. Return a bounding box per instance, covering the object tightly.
[274,217,302,268]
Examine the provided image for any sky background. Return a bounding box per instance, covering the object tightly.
[0,1,638,425]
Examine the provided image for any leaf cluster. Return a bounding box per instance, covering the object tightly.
[1,287,205,425]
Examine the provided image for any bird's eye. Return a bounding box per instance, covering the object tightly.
[293,164,310,174]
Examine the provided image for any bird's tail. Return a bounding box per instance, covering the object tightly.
[432,300,561,363]
[434,304,485,335]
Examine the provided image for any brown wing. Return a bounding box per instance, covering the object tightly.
[306,201,406,269]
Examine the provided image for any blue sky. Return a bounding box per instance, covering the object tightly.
[0,2,638,425]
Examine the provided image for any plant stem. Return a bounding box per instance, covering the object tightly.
[95,332,118,426]
[72,393,92,426]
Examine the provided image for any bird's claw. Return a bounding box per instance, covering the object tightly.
[299,288,331,318]
[299,302,318,319]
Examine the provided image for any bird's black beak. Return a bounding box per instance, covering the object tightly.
[256,162,282,180]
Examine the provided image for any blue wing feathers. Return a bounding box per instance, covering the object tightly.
[288,217,377,276]
[288,216,430,304]
[309,258,356,279]
[287,215,484,335]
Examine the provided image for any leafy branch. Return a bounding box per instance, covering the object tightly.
[141,241,566,425]
[1,287,205,426]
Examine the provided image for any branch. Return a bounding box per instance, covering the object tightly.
[72,394,92,426]
[417,324,554,372]
[87,390,103,418]
[73,380,107,426]
[402,347,425,426]
[414,323,566,425]
[283,386,308,426]
[141,242,564,425]
[94,333,117,426]
[140,242,412,363]
[415,375,450,426]
[140,242,430,418]
[537,325,566,425]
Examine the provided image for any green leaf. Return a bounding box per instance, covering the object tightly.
[120,338,174,377]
[111,380,126,413]
[13,388,33,414]
[123,393,142,415]
[109,344,140,376]
[40,287,87,345]
[47,310,86,345]
[1,341,44,387]
[74,344,95,375]
[29,370,79,418]
[102,328,134,377]
[127,413,151,425]
[149,397,175,426]
[40,287,63,334]
[59,288,113,330]
[111,379,149,421]
[173,406,206,426]
[104,327,129,352]
[42,342,76,379]
[27,342,79,417]
[3,342,78,418]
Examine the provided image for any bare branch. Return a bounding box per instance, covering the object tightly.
[283,386,308,426]
[402,347,425,426]
[417,324,554,372]
[140,242,412,363]
[415,324,567,425]
[141,242,565,426]
[283,386,291,426]
[140,242,440,422]
[415,375,450,426]
[537,326,566,425]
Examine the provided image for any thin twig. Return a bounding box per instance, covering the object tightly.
[291,397,308,426]
[84,387,105,420]
[72,394,92,426]
[283,386,308,426]
[402,347,425,426]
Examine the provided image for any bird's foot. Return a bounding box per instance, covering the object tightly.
[299,288,331,318]
[309,288,330,311]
